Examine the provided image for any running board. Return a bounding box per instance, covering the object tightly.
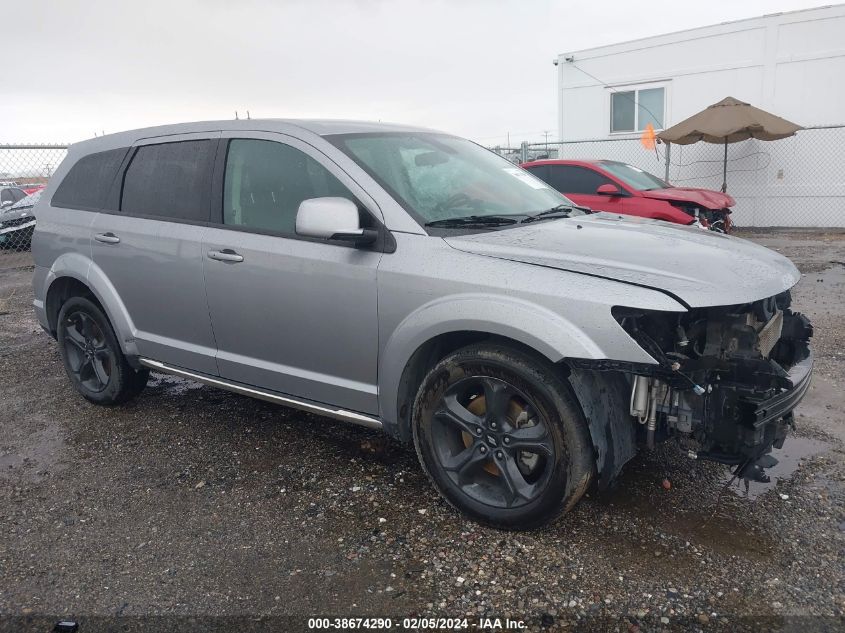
[139,358,383,430]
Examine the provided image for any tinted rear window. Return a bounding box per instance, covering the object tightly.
[52,148,128,210]
[121,140,215,222]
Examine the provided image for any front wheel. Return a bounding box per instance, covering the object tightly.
[412,343,595,529]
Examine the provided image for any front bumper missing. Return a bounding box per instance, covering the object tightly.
[750,353,813,429]
[698,351,814,468]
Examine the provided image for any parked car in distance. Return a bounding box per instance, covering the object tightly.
[0,190,40,249]
[521,159,734,233]
[20,183,46,196]
[31,120,811,529]
[1,186,27,210]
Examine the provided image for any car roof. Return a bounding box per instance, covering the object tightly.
[522,159,615,167]
[9,190,41,209]
[69,119,447,155]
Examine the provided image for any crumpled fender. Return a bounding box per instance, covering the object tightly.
[568,368,637,488]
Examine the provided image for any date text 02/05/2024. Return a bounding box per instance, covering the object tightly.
[306,617,527,630]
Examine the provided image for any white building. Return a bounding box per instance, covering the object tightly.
[554,4,845,227]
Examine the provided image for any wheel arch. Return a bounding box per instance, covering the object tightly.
[45,276,101,335]
[42,254,139,360]
[387,333,638,490]
[379,294,606,442]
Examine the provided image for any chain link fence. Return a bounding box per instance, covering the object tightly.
[1,129,842,269]
[0,145,68,268]
[492,125,845,228]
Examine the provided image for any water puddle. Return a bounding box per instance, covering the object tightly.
[721,436,831,501]
[0,425,67,483]
[147,373,206,396]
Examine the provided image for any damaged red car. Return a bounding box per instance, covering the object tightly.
[521,159,734,233]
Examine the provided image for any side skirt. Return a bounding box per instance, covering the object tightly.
[138,358,383,430]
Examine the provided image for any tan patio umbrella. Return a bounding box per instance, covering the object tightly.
[657,96,802,191]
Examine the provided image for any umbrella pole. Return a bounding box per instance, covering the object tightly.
[721,139,728,192]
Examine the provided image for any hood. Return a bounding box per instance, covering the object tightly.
[1,206,34,223]
[444,213,799,308]
[640,187,734,209]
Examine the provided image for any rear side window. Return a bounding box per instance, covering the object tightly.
[121,140,215,222]
[545,165,614,195]
[52,148,128,210]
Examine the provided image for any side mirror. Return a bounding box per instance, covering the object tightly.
[0,200,13,209]
[596,183,623,196]
[295,197,377,246]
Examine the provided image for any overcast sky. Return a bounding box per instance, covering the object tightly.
[2,0,829,145]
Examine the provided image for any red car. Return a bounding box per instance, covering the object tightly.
[521,159,734,233]
[20,183,46,196]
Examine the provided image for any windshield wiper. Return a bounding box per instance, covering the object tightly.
[425,215,519,228]
[521,204,589,223]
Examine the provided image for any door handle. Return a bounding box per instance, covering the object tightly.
[207,249,244,263]
[94,232,120,244]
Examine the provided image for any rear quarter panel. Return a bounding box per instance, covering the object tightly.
[31,203,98,330]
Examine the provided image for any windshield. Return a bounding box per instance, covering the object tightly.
[327,132,580,227]
[599,161,669,191]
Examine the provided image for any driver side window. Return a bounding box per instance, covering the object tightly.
[223,139,356,235]
[547,166,614,195]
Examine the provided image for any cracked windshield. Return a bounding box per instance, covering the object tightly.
[331,133,581,226]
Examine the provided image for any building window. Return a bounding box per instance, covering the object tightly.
[610,87,664,133]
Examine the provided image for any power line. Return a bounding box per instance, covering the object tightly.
[568,62,665,133]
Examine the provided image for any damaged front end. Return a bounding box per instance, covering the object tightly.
[577,292,813,482]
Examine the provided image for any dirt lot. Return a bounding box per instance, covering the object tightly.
[1,232,843,632]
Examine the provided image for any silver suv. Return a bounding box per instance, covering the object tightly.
[32,120,813,528]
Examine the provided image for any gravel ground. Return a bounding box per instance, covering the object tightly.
[0,232,843,633]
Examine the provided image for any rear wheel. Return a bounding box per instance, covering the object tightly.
[57,296,149,405]
[412,343,594,529]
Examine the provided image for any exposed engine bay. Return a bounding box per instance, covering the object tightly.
[669,200,732,233]
[608,292,813,482]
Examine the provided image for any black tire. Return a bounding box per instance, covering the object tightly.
[56,296,149,405]
[412,342,595,529]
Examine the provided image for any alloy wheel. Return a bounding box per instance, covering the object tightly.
[61,310,113,393]
[431,376,556,508]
